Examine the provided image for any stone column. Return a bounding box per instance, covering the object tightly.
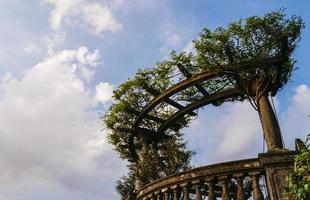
[155,191,162,200]
[219,176,230,200]
[147,193,155,200]
[258,150,296,200]
[205,177,215,200]
[234,173,245,200]
[180,183,190,200]
[249,172,264,200]
[161,188,169,200]
[192,179,202,200]
[257,94,284,150]
[171,185,179,200]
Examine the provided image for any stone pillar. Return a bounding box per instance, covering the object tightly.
[205,177,215,200]
[155,191,161,200]
[219,176,230,200]
[161,188,169,200]
[257,94,284,150]
[192,179,202,200]
[234,173,245,200]
[147,193,155,200]
[171,185,179,200]
[180,183,190,200]
[249,172,264,200]
[258,150,296,200]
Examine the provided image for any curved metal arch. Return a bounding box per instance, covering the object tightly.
[133,56,284,131]
[158,88,241,133]
[128,57,285,160]
[133,65,233,129]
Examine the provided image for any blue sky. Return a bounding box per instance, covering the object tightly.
[0,0,309,199]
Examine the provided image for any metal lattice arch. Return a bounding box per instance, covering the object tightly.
[128,57,285,159]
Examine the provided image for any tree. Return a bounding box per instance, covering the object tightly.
[116,172,136,197]
[104,10,304,197]
[104,62,193,195]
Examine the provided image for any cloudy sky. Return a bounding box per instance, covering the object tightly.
[0,0,309,199]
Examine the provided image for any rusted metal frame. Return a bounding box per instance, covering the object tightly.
[142,84,197,116]
[134,70,223,129]
[130,57,286,160]
[177,63,219,106]
[158,88,241,133]
[134,57,285,130]
[177,63,209,95]
[126,107,166,123]
[117,127,158,135]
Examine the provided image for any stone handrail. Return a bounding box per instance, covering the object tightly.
[127,151,296,200]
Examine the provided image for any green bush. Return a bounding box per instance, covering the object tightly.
[284,134,310,200]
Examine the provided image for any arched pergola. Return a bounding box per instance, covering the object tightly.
[128,57,285,160]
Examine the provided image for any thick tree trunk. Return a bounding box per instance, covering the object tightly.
[257,94,284,150]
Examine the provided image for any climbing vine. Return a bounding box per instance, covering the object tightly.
[284,134,310,200]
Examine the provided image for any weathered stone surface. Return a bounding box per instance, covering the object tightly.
[132,151,296,200]
[259,150,296,200]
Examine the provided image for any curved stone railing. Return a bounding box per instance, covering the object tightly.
[124,151,296,200]
[137,158,264,200]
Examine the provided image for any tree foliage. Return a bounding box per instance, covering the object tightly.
[104,62,193,195]
[116,172,136,197]
[173,9,304,105]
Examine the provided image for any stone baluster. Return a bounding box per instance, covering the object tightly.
[192,179,202,200]
[147,193,155,200]
[249,172,264,200]
[155,191,161,200]
[219,176,230,200]
[171,185,179,200]
[180,183,190,200]
[161,188,169,200]
[234,173,245,200]
[205,177,215,200]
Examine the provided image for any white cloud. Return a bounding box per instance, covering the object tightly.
[215,102,262,158]
[43,32,66,55]
[282,84,310,148]
[43,0,121,35]
[110,0,125,9]
[185,85,310,167]
[0,47,125,199]
[44,0,77,30]
[160,31,182,57]
[81,3,122,34]
[95,82,114,104]
[24,43,39,53]
[185,101,263,166]
[182,40,195,55]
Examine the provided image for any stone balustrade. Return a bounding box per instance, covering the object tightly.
[124,151,296,200]
[136,158,264,200]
